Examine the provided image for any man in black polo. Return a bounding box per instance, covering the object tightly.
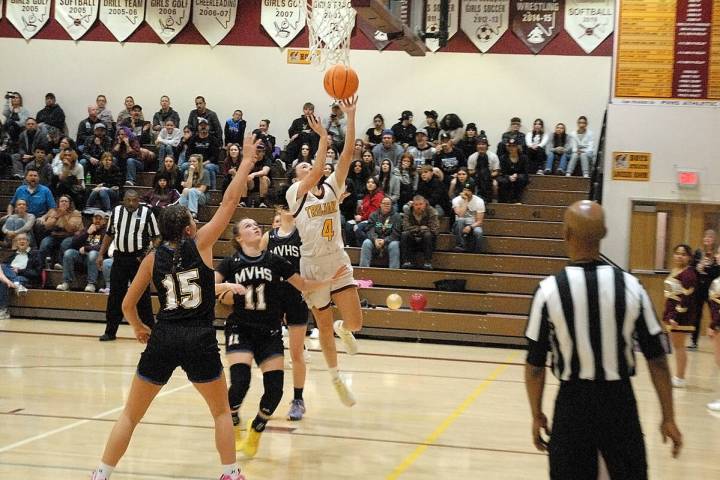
[96,190,159,341]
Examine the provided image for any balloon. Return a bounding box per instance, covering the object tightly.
[409,293,427,311]
[386,293,403,310]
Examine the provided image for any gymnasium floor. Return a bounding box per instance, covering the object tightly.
[0,319,718,479]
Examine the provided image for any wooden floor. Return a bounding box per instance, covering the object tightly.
[0,319,719,479]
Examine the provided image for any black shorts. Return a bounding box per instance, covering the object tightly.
[225,322,284,366]
[137,322,222,385]
[279,287,309,326]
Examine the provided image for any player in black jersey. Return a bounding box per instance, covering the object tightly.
[260,209,309,421]
[215,217,346,458]
[91,135,264,480]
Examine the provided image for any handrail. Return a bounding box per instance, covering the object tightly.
[590,108,608,203]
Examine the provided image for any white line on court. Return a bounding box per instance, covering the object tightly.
[0,382,193,454]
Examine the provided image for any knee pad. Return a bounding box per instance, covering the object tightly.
[228,363,251,411]
[259,370,284,417]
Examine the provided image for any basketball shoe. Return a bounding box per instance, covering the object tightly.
[332,375,356,407]
[333,320,358,355]
[238,419,262,457]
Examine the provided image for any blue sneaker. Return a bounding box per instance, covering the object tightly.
[287,399,306,421]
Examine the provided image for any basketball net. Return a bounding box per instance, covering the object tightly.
[302,0,356,68]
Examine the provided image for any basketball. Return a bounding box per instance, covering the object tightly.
[386,293,403,310]
[323,64,359,100]
[409,293,427,311]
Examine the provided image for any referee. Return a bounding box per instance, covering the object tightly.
[96,190,159,341]
[524,200,682,479]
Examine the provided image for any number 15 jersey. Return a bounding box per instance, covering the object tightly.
[286,172,345,258]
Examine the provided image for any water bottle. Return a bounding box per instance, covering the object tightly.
[85,172,92,185]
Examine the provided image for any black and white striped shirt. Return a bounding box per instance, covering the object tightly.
[525,261,667,382]
[107,205,159,254]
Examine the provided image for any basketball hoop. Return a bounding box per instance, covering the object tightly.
[302,0,356,68]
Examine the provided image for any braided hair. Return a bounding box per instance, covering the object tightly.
[158,204,192,272]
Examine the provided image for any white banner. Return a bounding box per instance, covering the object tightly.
[460,0,509,53]
[99,0,146,42]
[261,0,305,48]
[145,0,190,43]
[55,0,99,40]
[192,0,238,47]
[6,0,52,39]
[564,0,613,53]
[309,0,356,51]
[425,0,459,52]
[0,0,3,20]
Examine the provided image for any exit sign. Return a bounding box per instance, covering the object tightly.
[677,170,699,189]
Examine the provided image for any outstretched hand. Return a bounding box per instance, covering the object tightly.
[242,134,263,162]
[338,95,357,115]
[306,114,327,137]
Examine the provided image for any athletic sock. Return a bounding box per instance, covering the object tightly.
[95,462,114,479]
[251,414,268,432]
[231,411,240,427]
[222,463,241,477]
[294,387,304,400]
[328,367,339,380]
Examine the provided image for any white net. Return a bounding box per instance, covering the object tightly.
[303,0,357,68]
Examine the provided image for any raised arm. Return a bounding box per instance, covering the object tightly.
[333,96,357,186]
[293,115,328,200]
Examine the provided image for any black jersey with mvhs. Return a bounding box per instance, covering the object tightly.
[153,240,216,326]
[217,251,296,329]
[267,227,301,277]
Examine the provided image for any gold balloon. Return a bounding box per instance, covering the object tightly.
[386,293,403,310]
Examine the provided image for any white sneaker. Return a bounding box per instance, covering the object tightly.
[13,282,28,295]
[85,283,96,293]
[53,263,63,270]
[332,375,356,407]
[707,399,720,411]
[0,309,10,319]
[99,287,110,294]
[671,376,686,388]
[282,325,289,337]
[333,320,358,355]
[536,169,544,175]
[56,282,70,291]
[309,327,320,339]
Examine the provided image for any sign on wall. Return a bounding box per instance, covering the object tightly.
[460,0,509,53]
[261,0,305,48]
[99,0,146,42]
[145,0,190,43]
[611,151,651,181]
[6,0,52,39]
[192,0,238,47]
[55,0,99,40]
[511,0,564,54]
[287,48,312,64]
[425,0,458,52]
[564,0,613,53]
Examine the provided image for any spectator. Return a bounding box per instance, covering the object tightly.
[8,167,56,218]
[56,211,108,292]
[176,124,193,168]
[2,91,30,144]
[401,195,439,270]
[407,128,435,168]
[324,144,339,166]
[360,149,378,177]
[151,95,180,134]
[157,154,183,192]
[257,119,277,153]
[327,103,347,152]
[23,145,53,186]
[35,93,65,132]
[99,254,113,294]
[3,232,41,286]
[290,143,312,173]
[50,136,78,173]
[452,179,485,253]
[372,129,404,167]
[423,110,440,145]
[80,122,112,177]
[187,95,223,144]
[112,126,143,186]
[155,119,182,161]
[497,138,529,203]
[12,118,48,178]
[391,110,417,148]
[0,128,12,178]
[394,153,418,206]
[544,122,571,175]
[438,113,464,144]
[566,116,595,177]
[240,144,272,208]
[222,143,242,194]
[448,167,472,200]
[86,152,123,212]
[116,96,142,125]
[142,171,180,215]
[357,177,384,223]
[526,118,549,174]
[224,109,246,146]
[413,164,445,216]
[37,194,82,267]
[351,138,364,162]
[119,104,152,145]
[184,118,220,189]
[52,149,86,208]
[347,160,369,204]
[95,94,115,133]
[76,105,100,149]
[2,199,35,248]
[691,230,720,349]
[433,132,467,189]
[359,196,401,269]
[377,159,400,206]
[456,124,479,160]
[364,113,385,148]
[287,102,320,161]
[468,136,500,203]
[498,117,527,157]
[178,154,209,219]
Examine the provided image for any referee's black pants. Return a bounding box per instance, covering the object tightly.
[549,379,647,480]
[105,253,155,337]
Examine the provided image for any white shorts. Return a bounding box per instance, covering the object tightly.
[300,250,356,310]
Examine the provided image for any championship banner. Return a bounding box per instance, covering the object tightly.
[357,15,390,51]
[55,0,99,40]
[145,0,190,43]
[261,0,305,48]
[192,0,238,47]
[308,0,356,51]
[6,0,52,39]
[99,0,146,42]
[425,0,458,52]
[511,0,563,54]
[460,0,509,53]
[564,0,613,53]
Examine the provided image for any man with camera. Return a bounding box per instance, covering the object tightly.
[3,92,30,146]
[326,103,346,153]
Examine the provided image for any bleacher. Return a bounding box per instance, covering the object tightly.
[3,172,590,346]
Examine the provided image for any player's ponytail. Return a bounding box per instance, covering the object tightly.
[158,204,192,272]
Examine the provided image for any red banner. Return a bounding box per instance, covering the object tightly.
[671,0,712,98]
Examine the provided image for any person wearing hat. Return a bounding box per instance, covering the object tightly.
[457,123,481,159]
[56,210,108,293]
[371,129,404,167]
[432,132,467,198]
[36,93,66,132]
[183,118,220,189]
[451,178,485,253]
[423,110,440,145]
[81,122,113,179]
[407,128,436,168]
[497,116,527,157]
[392,110,417,148]
[119,104,152,145]
[497,138,529,204]
[468,136,500,203]
[116,96,143,125]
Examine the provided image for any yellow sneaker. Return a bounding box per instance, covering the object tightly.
[238,419,262,457]
[233,423,243,450]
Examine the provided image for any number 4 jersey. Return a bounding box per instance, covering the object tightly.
[217,250,296,329]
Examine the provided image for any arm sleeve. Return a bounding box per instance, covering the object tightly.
[525,285,551,366]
